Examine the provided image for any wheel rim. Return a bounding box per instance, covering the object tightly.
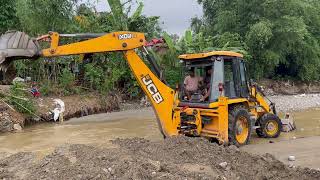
[235,116,249,144]
[265,120,279,136]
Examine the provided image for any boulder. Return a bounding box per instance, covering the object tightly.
[219,162,228,170]
[0,115,13,132]
[13,123,22,131]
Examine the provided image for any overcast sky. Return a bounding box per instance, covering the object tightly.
[88,0,203,35]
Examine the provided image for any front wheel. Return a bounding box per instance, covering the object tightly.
[256,113,282,138]
[228,107,252,147]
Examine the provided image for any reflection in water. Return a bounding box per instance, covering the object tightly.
[1,108,320,154]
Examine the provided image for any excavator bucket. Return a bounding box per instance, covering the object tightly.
[0,31,40,71]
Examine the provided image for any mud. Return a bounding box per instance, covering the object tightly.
[0,137,319,180]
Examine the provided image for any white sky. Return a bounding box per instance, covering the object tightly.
[86,0,203,35]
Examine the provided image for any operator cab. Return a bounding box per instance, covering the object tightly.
[179,51,250,107]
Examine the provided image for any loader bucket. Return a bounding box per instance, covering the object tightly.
[0,31,40,71]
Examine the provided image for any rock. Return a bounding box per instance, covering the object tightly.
[108,167,115,175]
[102,168,109,174]
[13,124,22,131]
[217,175,227,180]
[226,166,231,171]
[12,77,25,82]
[228,145,240,152]
[33,117,41,122]
[219,162,228,169]
[149,160,161,171]
[288,156,296,161]
[0,117,13,133]
[140,95,151,107]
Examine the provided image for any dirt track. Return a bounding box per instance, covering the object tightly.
[0,137,319,180]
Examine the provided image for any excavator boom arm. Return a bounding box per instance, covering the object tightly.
[41,31,146,56]
[0,31,178,137]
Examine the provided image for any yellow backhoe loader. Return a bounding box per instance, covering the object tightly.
[0,31,282,146]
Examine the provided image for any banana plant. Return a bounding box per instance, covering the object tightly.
[107,0,144,31]
[107,0,128,30]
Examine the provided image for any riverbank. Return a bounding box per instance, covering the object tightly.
[1,78,320,134]
[1,92,320,134]
[0,91,124,133]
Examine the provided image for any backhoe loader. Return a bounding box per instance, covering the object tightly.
[0,31,282,146]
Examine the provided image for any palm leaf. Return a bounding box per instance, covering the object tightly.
[107,0,128,30]
[163,32,176,52]
[184,29,193,45]
[131,2,144,21]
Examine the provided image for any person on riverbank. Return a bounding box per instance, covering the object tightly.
[30,82,40,97]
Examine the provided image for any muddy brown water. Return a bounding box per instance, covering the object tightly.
[1,107,320,155]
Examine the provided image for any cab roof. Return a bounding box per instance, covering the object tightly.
[178,51,244,60]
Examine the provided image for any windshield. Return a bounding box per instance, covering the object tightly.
[180,63,214,103]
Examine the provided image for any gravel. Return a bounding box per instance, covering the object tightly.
[269,94,320,113]
[1,137,319,180]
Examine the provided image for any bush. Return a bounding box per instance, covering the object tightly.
[9,82,36,115]
[84,63,103,90]
[58,68,75,95]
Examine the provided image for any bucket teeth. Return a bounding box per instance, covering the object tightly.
[0,31,40,71]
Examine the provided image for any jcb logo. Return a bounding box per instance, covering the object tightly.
[118,33,133,40]
[142,75,164,104]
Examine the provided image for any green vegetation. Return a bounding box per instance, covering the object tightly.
[0,0,319,101]
[196,0,320,81]
[0,82,37,115]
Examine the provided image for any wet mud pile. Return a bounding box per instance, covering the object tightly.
[1,137,319,180]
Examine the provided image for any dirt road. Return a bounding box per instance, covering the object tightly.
[242,136,320,169]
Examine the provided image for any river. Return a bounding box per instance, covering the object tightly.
[1,107,320,155]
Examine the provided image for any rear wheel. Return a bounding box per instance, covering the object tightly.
[256,113,282,138]
[228,107,252,147]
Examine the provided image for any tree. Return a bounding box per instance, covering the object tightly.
[0,0,19,33]
[16,0,76,34]
[197,0,320,81]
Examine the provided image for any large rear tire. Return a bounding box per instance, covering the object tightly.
[256,113,282,138]
[228,107,252,147]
